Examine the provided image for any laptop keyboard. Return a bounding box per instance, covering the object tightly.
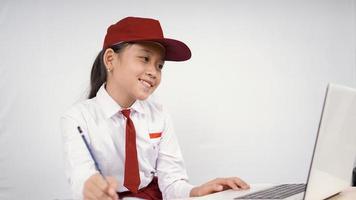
[234,184,306,199]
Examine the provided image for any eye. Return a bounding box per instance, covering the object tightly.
[158,64,164,70]
[139,56,149,62]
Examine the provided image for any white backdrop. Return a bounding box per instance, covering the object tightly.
[1,0,356,199]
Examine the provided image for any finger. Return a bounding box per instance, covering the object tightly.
[212,183,224,192]
[106,187,119,200]
[111,193,119,200]
[106,177,119,200]
[233,177,250,189]
[91,175,115,200]
[209,178,235,191]
[93,174,110,192]
[225,179,240,190]
[86,180,111,200]
[208,178,235,190]
[83,187,96,200]
[84,178,101,200]
[111,192,119,200]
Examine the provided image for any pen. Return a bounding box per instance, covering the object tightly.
[77,126,103,175]
[77,126,119,199]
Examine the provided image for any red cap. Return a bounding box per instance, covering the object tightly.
[103,17,191,61]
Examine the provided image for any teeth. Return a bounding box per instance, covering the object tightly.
[140,80,152,87]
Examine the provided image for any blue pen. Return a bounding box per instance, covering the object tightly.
[77,126,119,199]
[77,126,103,175]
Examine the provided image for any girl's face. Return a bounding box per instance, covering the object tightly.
[105,42,165,107]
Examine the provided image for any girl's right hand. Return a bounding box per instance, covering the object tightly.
[83,173,119,200]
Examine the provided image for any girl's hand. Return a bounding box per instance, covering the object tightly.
[190,177,250,197]
[83,173,119,200]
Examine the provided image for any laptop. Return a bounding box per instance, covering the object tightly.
[192,83,356,200]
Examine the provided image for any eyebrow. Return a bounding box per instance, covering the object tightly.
[138,48,151,53]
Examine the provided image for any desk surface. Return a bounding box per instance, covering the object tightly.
[329,187,356,200]
[181,186,356,200]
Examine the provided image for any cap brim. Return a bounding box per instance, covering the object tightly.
[127,38,191,61]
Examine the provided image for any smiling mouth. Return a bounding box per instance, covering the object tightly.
[139,78,153,88]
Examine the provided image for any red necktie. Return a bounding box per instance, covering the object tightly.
[121,109,141,193]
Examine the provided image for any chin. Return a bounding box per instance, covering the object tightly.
[136,93,151,101]
[134,87,155,101]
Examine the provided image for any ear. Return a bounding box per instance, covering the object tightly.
[103,48,117,70]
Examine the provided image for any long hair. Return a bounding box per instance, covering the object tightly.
[88,42,131,99]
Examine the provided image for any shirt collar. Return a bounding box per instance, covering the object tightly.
[95,84,145,118]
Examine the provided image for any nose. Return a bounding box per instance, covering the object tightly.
[145,71,156,79]
[145,64,158,79]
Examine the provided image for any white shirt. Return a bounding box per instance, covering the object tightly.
[60,84,194,199]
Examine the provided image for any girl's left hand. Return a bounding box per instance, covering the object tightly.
[189,177,250,197]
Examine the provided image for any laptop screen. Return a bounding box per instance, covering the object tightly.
[304,84,356,199]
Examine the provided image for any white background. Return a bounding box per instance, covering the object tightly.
[1,0,356,199]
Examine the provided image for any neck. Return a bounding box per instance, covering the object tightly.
[105,82,135,109]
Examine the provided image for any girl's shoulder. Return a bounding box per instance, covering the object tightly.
[61,98,97,120]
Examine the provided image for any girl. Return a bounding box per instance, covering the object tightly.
[60,16,249,200]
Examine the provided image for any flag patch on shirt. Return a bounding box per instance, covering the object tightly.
[149,132,162,139]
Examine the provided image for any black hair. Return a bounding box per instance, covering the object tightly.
[88,42,131,99]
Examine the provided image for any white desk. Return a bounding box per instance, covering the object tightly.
[180,186,356,200]
[329,187,356,200]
